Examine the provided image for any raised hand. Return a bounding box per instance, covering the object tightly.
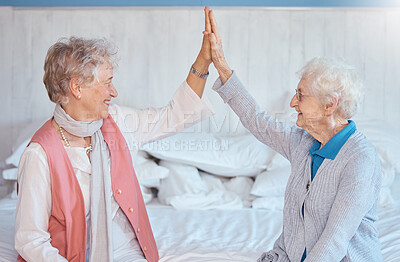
[185,7,213,98]
[197,6,212,65]
[203,8,233,84]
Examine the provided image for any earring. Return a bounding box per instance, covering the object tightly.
[77,94,81,99]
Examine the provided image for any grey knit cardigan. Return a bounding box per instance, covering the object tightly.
[212,72,382,262]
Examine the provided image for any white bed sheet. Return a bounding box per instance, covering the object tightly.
[1,197,399,262]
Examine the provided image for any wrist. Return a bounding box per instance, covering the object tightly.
[193,57,211,73]
[190,64,209,79]
[216,62,232,84]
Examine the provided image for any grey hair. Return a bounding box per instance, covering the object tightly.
[297,57,364,119]
[43,36,118,104]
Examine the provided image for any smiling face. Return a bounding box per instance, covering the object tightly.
[79,62,118,121]
[290,76,326,134]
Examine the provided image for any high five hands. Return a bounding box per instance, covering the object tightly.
[203,7,233,84]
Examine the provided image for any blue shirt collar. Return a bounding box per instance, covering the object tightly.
[309,120,357,160]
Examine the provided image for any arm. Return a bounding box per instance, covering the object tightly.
[305,149,381,261]
[113,83,214,147]
[111,7,215,146]
[185,7,212,98]
[204,9,232,84]
[206,9,304,160]
[212,71,300,161]
[15,143,68,262]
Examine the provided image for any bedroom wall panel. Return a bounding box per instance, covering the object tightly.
[385,11,400,123]
[0,7,14,162]
[1,6,400,162]
[344,11,386,118]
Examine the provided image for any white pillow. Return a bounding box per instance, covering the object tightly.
[378,188,394,208]
[157,160,208,204]
[2,168,18,181]
[6,139,30,167]
[251,165,291,198]
[353,115,400,173]
[252,196,284,210]
[377,167,396,208]
[143,132,277,177]
[157,160,243,209]
[390,170,400,202]
[224,176,254,208]
[352,115,400,203]
[134,151,169,188]
[140,186,153,204]
[251,164,395,208]
[6,118,49,167]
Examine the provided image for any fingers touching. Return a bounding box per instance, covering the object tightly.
[204,6,211,33]
[203,7,222,62]
[209,10,221,43]
[203,6,232,83]
[204,7,220,41]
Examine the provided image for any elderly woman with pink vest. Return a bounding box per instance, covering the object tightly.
[14,8,214,262]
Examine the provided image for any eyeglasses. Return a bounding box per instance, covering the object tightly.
[294,89,312,101]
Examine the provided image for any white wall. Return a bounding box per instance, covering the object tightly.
[1,6,400,162]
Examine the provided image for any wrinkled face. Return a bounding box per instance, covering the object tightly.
[80,62,117,120]
[290,77,326,133]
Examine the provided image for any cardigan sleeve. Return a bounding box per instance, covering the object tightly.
[258,232,290,262]
[305,148,382,262]
[212,71,305,162]
[15,143,68,262]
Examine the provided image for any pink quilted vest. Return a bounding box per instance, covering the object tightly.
[17,116,159,262]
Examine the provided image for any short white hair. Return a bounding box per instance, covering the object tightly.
[297,57,364,119]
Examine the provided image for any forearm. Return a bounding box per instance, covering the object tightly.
[116,82,214,146]
[213,55,232,84]
[16,237,68,262]
[258,232,290,262]
[186,6,213,98]
[186,57,210,98]
[212,72,293,159]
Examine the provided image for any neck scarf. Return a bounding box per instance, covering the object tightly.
[54,104,113,262]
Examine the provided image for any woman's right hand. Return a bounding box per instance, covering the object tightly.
[204,9,233,84]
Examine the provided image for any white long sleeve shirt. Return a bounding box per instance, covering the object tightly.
[15,81,214,262]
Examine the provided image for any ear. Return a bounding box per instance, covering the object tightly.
[69,77,81,99]
[324,96,339,116]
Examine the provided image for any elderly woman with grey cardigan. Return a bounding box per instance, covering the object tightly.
[203,8,382,262]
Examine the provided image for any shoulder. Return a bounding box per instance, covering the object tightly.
[343,130,377,157]
[21,142,48,162]
[337,130,381,182]
[290,126,316,153]
[19,143,49,172]
[18,142,50,184]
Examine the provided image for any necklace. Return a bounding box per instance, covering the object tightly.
[59,126,93,155]
[59,126,71,147]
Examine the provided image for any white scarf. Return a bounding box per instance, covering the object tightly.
[54,104,113,262]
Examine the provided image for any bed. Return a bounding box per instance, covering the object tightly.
[1,114,400,262]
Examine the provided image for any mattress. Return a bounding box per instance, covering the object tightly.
[1,197,399,262]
